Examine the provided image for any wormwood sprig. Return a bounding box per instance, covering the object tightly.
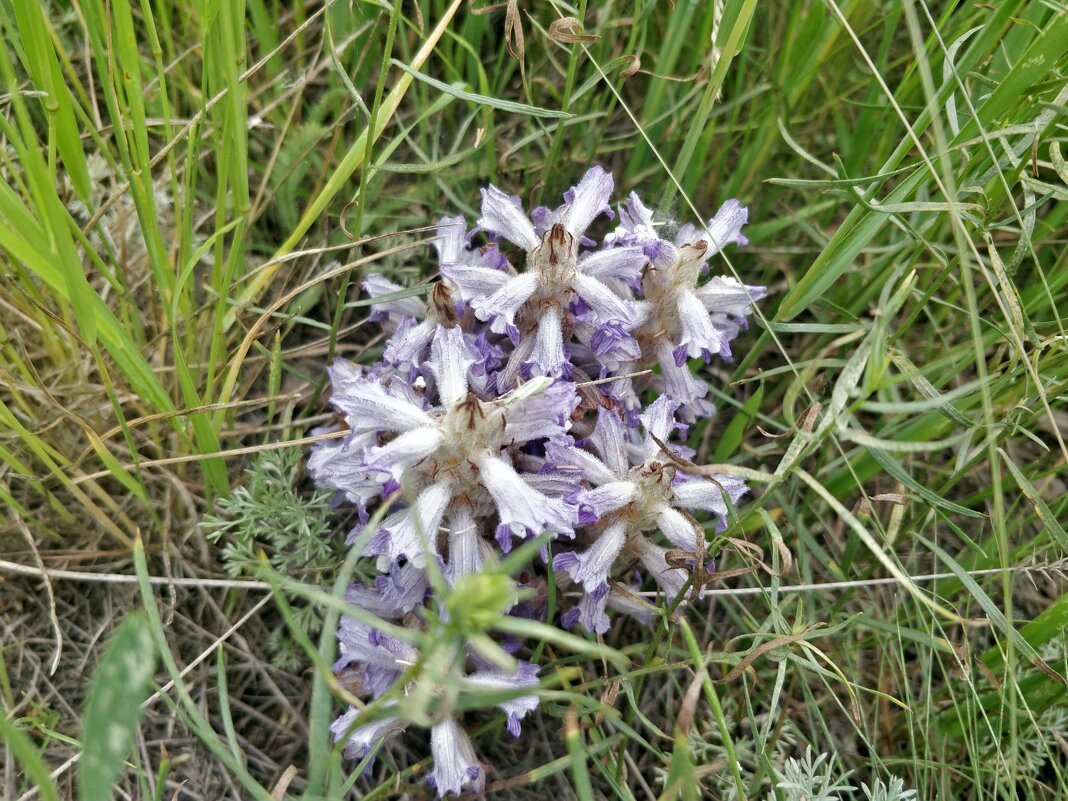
[309,167,765,796]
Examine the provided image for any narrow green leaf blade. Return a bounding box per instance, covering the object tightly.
[79,614,157,801]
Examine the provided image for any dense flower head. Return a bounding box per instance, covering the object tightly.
[312,168,764,796]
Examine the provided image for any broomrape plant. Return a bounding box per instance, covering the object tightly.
[310,167,765,795]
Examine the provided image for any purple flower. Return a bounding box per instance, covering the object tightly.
[463,661,540,736]
[331,705,405,763]
[428,717,485,797]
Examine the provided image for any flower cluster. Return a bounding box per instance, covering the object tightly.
[310,167,765,796]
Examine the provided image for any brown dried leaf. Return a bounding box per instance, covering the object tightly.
[620,55,641,79]
[504,0,524,61]
[548,16,600,44]
[717,625,823,683]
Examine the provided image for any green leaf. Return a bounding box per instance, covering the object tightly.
[0,713,61,801]
[79,614,157,801]
[390,60,573,119]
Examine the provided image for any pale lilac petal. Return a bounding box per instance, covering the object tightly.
[432,215,468,265]
[445,506,484,584]
[589,320,641,364]
[579,246,648,287]
[618,191,656,232]
[672,474,749,520]
[676,289,726,362]
[633,538,690,601]
[343,583,396,619]
[504,378,579,444]
[657,341,710,407]
[695,275,766,317]
[367,481,453,563]
[429,717,485,797]
[428,325,475,406]
[479,185,538,251]
[545,438,617,486]
[383,318,436,365]
[335,616,418,674]
[479,456,575,550]
[554,520,627,593]
[464,661,540,737]
[656,505,700,550]
[308,433,383,510]
[363,426,444,487]
[575,481,636,523]
[605,586,657,628]
[329,365,434,434]
[469,272,539,340]
[331,706,405,762]
[562,587,611,634]
[589,406,631,476]
[495,333,534,393]
[363,272,426,319]
[701,199,749,254]
[559,165,614,238]
[374,561,430,613]
[521,468,581,498]
[572,272,635,326]
[639,395,682,460]
[440,261,511,303]
[521,305,567,379]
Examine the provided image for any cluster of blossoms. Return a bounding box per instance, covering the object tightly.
[310,167,765,796]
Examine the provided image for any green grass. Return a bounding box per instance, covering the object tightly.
[1,0,1067,799]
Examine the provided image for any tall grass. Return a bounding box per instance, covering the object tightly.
[1,0,1066,799]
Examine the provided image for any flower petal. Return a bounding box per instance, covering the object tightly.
[479,456,575,550]
[440,261,512,303]
[503,377,579,444]
[479,184,538,251]
[367,481,453,564]
[463,662,540,737]
[431,215,468,265]
[656,505,700,550]
[469,272,539,340]
[701,199,748,254]
[579,245,648,288]
[575,481,636,523]
[559,165,614,238]
[329,364,434,434]
[639,395,683,460]
[561,586,612,634]
[363,272,426,319]
[521,305,568,379]
[545,438,618,487]
[331,706,405,763]
[672,474,749,523]
[588,406,631,476]
[383,318,437,365]
[445,506,484,584]
[632,537,690,601]
[676,289,726,362]
[553,519,627,593]
[363,426,444,488]
[427,325,476,407]
[429,717,485,797]
[656,341,710,407]
[572,272,635,326]
[374,561,430,613]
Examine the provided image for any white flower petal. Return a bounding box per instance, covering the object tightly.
[579,246,648,286]
[522,305,567,378]
[587,407,630,476]
[363,272,426,319]
[371,481,453,564]
[672,475,749,516]
[676,289,725,361]
[554,519,628,593]
[469,272,539,338]
[445,506,483,584]
[363,426,444,486]
[479,456,575,549]
[329,364,434,434]
[633,538,690,601]
[702,199,749,255]
[383,318,436,365]
[573,272,635,326]
[428,325,476,406]
[429,717,485,797]
[576,481,636,523]
[479,184,538,251]
[656,505,700,550]
[331,706,404,761]
[559,165,614,238]
[440,261,511,302]
[545,439,618,486]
